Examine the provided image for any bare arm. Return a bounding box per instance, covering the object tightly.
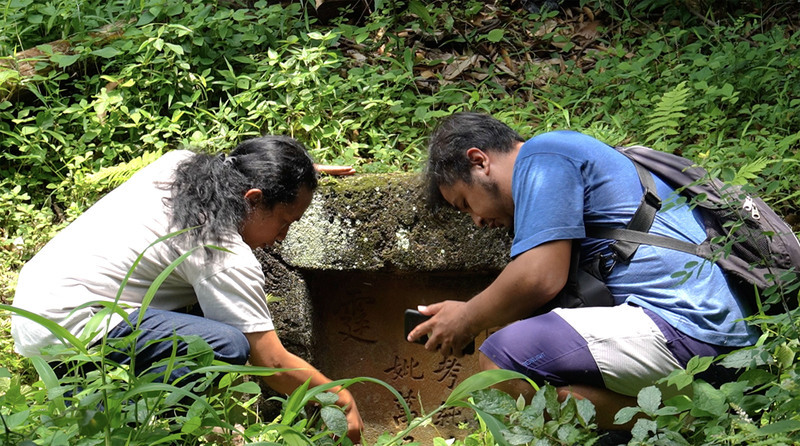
[245,330,363,443]
[408,239,572,357]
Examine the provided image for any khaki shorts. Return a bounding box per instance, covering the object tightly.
[553,305,683,398]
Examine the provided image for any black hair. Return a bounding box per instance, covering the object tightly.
[168,135,318,253]
[424,112,524,209]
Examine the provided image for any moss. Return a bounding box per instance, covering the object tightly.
[279,173,510,272]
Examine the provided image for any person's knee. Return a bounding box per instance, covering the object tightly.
[479,351,500,371]
[211,325,250,365]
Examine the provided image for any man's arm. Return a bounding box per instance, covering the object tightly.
[408,239,572,357]
[245,330,363,443]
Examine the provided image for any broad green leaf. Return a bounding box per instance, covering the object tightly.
[614,406,641,425]
[78,408,108,436]
[661,394,693,413]
[558,396,576,423]
[91,47,121,58]
[51,53,81,68]
[165,43,184,55]
[4,409,30,430]
[261,425,310,446]
[519,403,546,430]
[502,425,534,444]
[487,29,505,43]
[472,388,516,416]
[631,418,657,440]
[515,393,526,411]
[575,398,596,426]
[636,386,662,414]
[719,83,735,97]
[690,381,727,417]
[685,355,713,375]
[300,114,320,132]
[556,424,580,443]
[718,347,762,368]
[544,385,560,418]
[30,355,60,391]
[0,67,20,84]
[229,381,262,394]
[314,391,339,405]
[181,415,203,434]
[320,405,347,437]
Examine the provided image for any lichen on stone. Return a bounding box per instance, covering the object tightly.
[278,172,511,272]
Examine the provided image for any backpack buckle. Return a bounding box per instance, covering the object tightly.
[597,253,617,278]
[644,187,662,210]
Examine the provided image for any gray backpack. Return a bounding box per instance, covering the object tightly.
[585,145,800,315]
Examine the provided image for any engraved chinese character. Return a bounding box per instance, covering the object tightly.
[336,296,377,343]
[392,388,420,425]
[433,357,462,388]
[433,405,464,426]
[384,355,425,380]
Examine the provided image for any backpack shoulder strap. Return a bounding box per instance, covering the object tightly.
[587,227,703,257]
[601,149,662,263]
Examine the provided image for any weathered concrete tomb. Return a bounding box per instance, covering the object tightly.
[257,172,512,443]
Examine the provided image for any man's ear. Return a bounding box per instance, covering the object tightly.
[244,189,263,207]
[466,147,490,173]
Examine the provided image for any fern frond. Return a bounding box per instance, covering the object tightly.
[731,158,771,186]
[84,150,163,188]
[645,81,691,143]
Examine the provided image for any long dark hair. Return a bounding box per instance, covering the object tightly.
[168,135,318,250]
[425,112,524,209]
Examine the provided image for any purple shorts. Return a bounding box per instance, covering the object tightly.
[479,306,736,389]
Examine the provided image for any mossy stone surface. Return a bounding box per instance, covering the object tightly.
[278,172,511,272]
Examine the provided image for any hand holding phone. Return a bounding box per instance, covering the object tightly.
[404,308,475,355]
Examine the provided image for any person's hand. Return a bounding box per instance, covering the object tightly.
[407,301,475,357]
[342,390,364,444]
[314,164,355,176]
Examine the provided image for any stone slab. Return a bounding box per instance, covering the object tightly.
[260,172,511,443]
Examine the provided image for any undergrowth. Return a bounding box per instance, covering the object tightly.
[1,0,799,444]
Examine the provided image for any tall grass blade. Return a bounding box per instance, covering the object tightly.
[0,304,88,355]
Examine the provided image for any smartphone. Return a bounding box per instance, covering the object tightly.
[403,309,475,355]
[404,309,431,344]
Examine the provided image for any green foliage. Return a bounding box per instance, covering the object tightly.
[2,289,551,445]
[2,0,800,444]
[2,0,799,279]
[458,386,599,445]
[611,314,800,445]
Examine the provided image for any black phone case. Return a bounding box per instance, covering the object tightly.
[404,309,430,344]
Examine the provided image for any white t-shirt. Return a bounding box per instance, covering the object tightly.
[11,150,274,358]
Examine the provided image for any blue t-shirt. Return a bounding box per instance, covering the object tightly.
[511,130,758,347]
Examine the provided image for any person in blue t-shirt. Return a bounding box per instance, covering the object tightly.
[407,112,758,430]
